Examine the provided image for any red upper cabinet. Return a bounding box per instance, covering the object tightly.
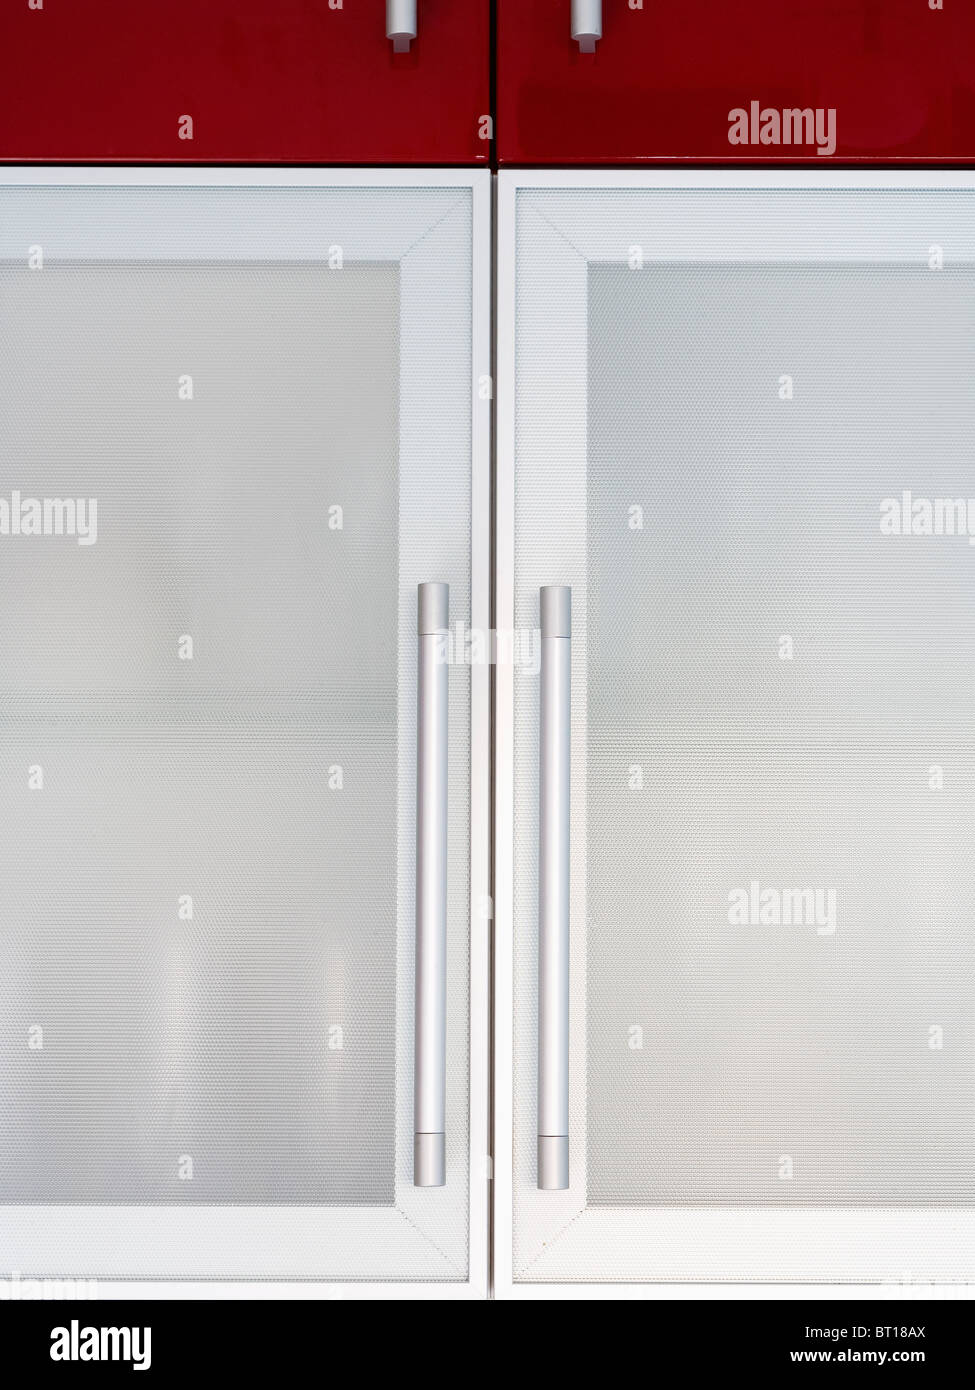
[498,0,975,165]
[0,1,490,164]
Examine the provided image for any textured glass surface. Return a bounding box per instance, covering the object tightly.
[586,263,975,1207]
[0,261,400,1204]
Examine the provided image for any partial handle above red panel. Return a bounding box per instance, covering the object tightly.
[0,0,490,165]
[498,0,975,165]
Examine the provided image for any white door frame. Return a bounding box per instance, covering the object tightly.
[495,167,975,1299]
[0,166,491,1300]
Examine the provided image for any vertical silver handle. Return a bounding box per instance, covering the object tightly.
[538,586,571,1190]
[387,0,417,52]
[571,0,601,52]
[415,581,448,1187]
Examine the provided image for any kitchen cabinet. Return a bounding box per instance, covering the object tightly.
[0,1,490,165]
[497,169,975,1288]
[497,1,975,165]
[0,167,490,1294]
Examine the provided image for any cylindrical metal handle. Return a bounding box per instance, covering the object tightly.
[538,586,571,1190]
[571,0,601,52]
[387,0,417,52]
[415,581,448,1187]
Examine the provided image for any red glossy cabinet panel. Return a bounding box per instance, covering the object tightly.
[499,0,975,164]
[0,1,489,164]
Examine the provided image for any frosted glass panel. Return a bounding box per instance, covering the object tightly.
[585,263,975,1207]
[0,261,400,1204]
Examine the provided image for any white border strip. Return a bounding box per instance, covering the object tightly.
[0,168,481,188]
[468,167,492,1301]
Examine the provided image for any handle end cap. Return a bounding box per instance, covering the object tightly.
[537,1135,569,1190]
[418,581,449,635]
[540,586,571,639]
[414,1132,446,1187]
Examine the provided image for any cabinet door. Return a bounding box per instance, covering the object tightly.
[0,169,489,1295]
[0,2,490,165]
[497,1,975,165]
[498,171,975,1289]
